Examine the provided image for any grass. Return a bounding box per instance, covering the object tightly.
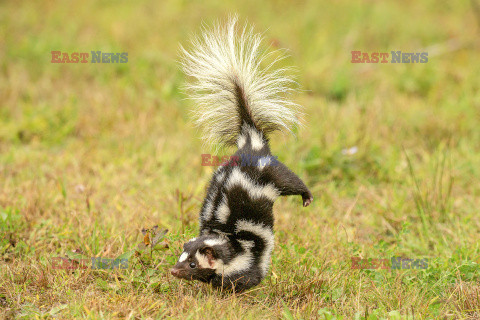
[1,0,480,318]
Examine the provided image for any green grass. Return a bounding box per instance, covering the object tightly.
[1,0,480,318]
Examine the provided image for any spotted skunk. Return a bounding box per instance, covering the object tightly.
[171,17,313,292]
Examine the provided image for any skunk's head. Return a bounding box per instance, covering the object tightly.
[171,235,230,282]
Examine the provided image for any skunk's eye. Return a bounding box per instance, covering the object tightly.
[189,262,196,269]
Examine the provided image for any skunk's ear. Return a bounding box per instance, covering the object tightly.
[199,246,217,266]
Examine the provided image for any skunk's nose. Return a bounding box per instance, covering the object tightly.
[171,268,180,276]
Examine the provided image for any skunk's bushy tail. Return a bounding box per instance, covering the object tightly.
[180,16,302,148]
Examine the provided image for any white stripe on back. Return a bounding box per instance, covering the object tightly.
[216,171,226,182]
[202,199,214,221]
[226,167,279,201]
[237,134,247,149]
[235,220,274,276]
[257,156,272,170]
[248,127,264,150]
[204,238,227,247]
[216,197,230,224]
[215,240,254,275]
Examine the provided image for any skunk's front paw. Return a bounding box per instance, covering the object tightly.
[302,192,313,207]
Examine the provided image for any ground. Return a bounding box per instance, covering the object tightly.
[1,0,480,319]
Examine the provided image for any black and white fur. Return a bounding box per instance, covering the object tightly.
[171,17,313,292]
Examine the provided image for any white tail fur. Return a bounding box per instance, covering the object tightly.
[180,16,302,147]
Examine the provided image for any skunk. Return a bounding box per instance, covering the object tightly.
[171,17,313,292]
